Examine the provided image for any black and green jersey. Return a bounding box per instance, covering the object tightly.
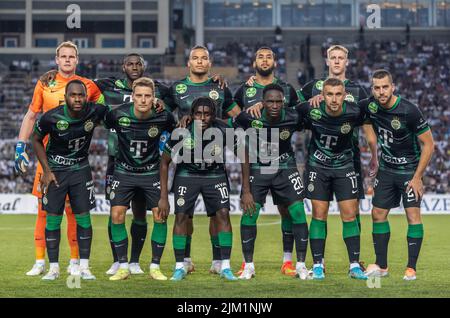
[163,120,234,177]
[230,108,303,169]
[95,77,170,157]
[298,101,365,169]
[234,77,298,110]
[34,102,107,171]
[165,77,237,120]
[104,103,176,175]
[360,96,430,174]
[297,78,370,166]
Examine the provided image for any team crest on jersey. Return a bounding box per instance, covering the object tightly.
[308,184,314,192]
[391,117,401,130]
[183,137,196,149]
[148,126,159,138]
[119,117,131,127]
[176,83,188,94]
[340,122,352,134]
[368,102,378,113]
[42,196,48,205]
[110,191,115,200]
[84,120,94,132]
[280,129,290,140]
[211,144,222,156]
[315,80,324,91]
[251,120,263,129]
[310,109,322,121]
[48,80,57,88]
[246,87,257,98]
[177,198,185,207]
[209,90,219,100]
[345,94,355,102]
[56,120,69,131]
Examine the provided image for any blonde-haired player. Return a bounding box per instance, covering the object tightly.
[15,41,102,276]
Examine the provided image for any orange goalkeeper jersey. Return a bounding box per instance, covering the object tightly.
[29,73,101,113]
[30,72,101,197]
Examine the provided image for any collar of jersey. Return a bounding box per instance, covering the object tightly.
[378,95,401,112]
[185,76,211,86]
[261,107,285,123]
[320,101,347,117]
[253,77,278,89]
[116,78,131,90]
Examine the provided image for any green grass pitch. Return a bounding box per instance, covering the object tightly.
[1,214,449,298]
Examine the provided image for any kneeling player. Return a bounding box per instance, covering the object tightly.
[104,77,176,281]
[159,97,237,281]
[31,80,106,280]
[299,78,369,280]
[234,84,309,280]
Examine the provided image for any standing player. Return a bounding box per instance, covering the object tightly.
[159,97,238,281]
[361,70,434,280]
[234,47,300,276]
[299,78,369,280]
[165,45,240,274]
[15,41,102,276]
[234,84,309,280]
[104,78,176,281]
[40,53,170,275]
[297,45,378,270]
[96,54,170,276]
[31,80,106,280]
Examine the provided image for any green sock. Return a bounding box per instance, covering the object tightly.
[111,223,127,243]
[151,222,167,244]
[75,213,91,229]
[46,215,63,231]
[173,234,187,263]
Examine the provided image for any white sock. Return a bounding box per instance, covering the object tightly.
[184,258,192,263]
[245,262,254,269]
[119,262,129,270]
[36,259,45,266]
[50,263,59,270]
[80,259,89,268]
[221,260,230,270]
[176,262,185,270]
[150,263,160,270]
[350,262,361,270]
[70,258,79,265]
[296,262,306,269]
[212,260,221,266]
[283,252,292,263]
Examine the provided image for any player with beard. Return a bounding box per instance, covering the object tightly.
[165,45,240,274]
[361,70,434,281]
[234,47,300,277]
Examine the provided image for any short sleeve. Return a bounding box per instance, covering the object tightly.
[34,113,51,137]
[233,85,245,109]
[85,79,102,102]
[287,84,299,107]
[29,81,45,113]
[408,105,430,136]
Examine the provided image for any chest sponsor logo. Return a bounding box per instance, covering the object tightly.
[148,126,159,138]
[310,108,322,121]
[56,120,69,131]
[340,122,352,134]
[391,117,401,130]
[246,87,257,98]
[280,129,291,140]
[119,117,131,127]
[368,102,378,113]
[315,80,324,91]
[209,90,219,100]
[345,94,355,102]
[251,120,263,129]
[176,83,188,94]
[84,120,94,132]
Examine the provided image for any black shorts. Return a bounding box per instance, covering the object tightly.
[42,166,96,215]
[172,174,230,217]
[305,165,359,202]
[354,161,365,200]
[372,169,421,210]
[247,167,304,206]
[110,172,160,210]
